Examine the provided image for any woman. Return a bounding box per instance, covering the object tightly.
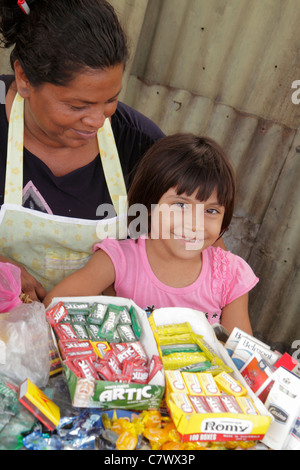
[0,0,164,300]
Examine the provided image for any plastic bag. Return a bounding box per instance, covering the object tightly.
[0,302,50,388]
[0,262,22,313]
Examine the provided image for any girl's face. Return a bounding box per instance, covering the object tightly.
[19,64,124,149]
[150,187,225,258]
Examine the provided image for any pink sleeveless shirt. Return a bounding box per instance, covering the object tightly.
[94,237,258,324]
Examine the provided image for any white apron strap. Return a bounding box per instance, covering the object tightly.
[97,119,128,216]
[5,93,24,205]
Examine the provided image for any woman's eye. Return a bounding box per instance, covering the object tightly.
[106,98,118,104]
[69,105,86,111]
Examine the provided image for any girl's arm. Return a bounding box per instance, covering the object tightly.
[43,249,115,307]
[220,293,253,335]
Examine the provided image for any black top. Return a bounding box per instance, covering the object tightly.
[0,75,164,219]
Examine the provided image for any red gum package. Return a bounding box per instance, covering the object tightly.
[148,355,163,381]
[54,323,78,341]
[73,356,99,380]
[59,340,94,360]
[50,302,163,385]
[46,302,69,326]
[61,343,162,385]
[220,395,243,413]
[205,396,226,413]
[105,350,122,375]
[115,344,140,365]
[131,365,149,384]
[96,362,114,381]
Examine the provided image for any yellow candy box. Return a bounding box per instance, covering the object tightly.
[214,371,247,397]
[149,307,273,443]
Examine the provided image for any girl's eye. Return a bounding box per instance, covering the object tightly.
[173,202,187,209]
[206,208,219,214]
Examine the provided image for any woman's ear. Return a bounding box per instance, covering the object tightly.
[13,60,32,98]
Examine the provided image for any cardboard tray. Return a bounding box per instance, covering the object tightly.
[47,296,165,410]
[149,307,273,442]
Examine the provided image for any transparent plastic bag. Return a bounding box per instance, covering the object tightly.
[0,262,22,313]
[0,302,50,388]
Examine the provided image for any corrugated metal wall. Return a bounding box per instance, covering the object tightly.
[111,0,300,348]
[1,0,299,348]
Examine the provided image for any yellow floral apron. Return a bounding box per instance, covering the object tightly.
[0,93,128,291]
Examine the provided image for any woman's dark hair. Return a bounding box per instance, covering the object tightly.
[0,0,129,86]
[128,134,236,238]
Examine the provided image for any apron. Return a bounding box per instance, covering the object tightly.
[0,93,128,291]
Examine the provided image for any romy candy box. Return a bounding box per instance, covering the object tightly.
[149,307,272,442]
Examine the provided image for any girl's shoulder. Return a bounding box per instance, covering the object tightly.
[95,236,137,251]
[205,245,235,265]
[205,246,234,286]
[205,245,257,286]
[206,245,248,268]
[205,246,258,304]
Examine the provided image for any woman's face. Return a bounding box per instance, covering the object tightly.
[19,64,124,148]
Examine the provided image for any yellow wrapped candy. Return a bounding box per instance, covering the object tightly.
[162,351,209,370]
[143,422,180,448]
[101,413,111,430]
[193,334,233,374]
[156,322,193,337]
[116,431,138,450]
[139,409,162,428]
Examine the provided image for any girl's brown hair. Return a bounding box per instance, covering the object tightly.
[128,134,235,238]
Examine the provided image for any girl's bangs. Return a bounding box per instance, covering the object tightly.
[175,167,223,203]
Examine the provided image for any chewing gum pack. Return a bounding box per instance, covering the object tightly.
[48,296,165,411]
[165,370,189,394]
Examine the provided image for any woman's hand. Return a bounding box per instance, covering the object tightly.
[18,264,47,301]
[0,255,47,301]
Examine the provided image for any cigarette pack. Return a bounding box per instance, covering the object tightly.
[239,353,274,401]
[274,352,299,371]
[225,327,269,357]
[262,367,300,450]
[19,378,60,431]
[231,335,280,370]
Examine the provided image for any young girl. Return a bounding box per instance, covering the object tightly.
[44,134,258,334]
